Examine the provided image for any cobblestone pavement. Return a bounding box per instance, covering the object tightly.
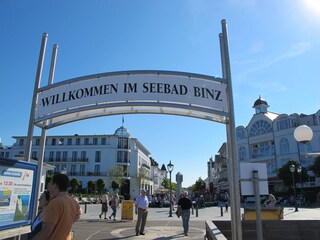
[72,203,320,240]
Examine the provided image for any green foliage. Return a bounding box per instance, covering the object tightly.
[109,166,125,190]
[277,160,309,187]
[69,178,81,194]
[135,167,149,190]
[96,178,106,194]
[87,180,96,194]
[311,156,320,177]
[190,177,206,192]
[111,181,120,191]
[161,178,177,191]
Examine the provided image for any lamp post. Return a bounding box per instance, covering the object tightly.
[294,125,314,158]
[289,164,299,212]
[167,160,174,217]
[297,165,302,194]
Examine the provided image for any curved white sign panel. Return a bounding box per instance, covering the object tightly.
[35,71,228,128]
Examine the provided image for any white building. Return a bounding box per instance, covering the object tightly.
[0,126,167,199]
[208,97,320,193]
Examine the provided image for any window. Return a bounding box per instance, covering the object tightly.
[277,117,291,131]
[51,139,56,146]
[118,137,129,149]
[59,138,64,145]
[81,151,87,161]
[101,138,106,145]
[238,146,246,161]
[0,152,4,157]
[76,138,81,145]
[280,138,289,154]
[71,165,76,175]
[93,138,98,145]
[56,151,61,162]
[49,151,54,162]
[251,141,274,158]
[236,128,247,140]
[19,139,24,146]
[117,151,129,163]
[67,138,72,145]
[62,151,68,162]
[249,120,272,137]
[95,151,101,162]
[84,138,89,145]
[94,165,100,175]
[80,165,85,175]
[72,151,78,162]
[35,139,40,146]
[5,152,9,158]
[31,151,38,160]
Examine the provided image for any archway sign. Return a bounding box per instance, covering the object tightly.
[23,20,242,240]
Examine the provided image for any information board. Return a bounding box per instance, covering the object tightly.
[121,200,134,221]
[0,158,38,231]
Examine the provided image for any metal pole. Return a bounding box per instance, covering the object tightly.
[253,171,263,240]
[292,172,298,212]
[220,19,242,240]
[169,171,173,217]
[32,44,58,220]
[25,33,48,162]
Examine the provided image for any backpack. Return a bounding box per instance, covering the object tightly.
[109,200,112,206]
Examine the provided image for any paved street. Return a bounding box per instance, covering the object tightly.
[72,203,320,239]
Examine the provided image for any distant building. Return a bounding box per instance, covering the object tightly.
[208,97,320,193]
[0,126,167,199]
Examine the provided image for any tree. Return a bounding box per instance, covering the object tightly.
[135,167,149,191]
[69,178,81,194]
[278,160,309,188]
[161,178,177,191]
[108,166,125,192]
[311,156,320,177]
[87,180,96,194]
[96,178,106,194]
[190,177,206,192]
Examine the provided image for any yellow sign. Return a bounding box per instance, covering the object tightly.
[121,200,134,221]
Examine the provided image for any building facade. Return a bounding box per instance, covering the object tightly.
[0,126,167,199]
[208,97,320,193]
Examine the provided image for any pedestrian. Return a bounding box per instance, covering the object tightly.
[224,192,229,212]
[28,191,51,239]
[177,191,194,236]
[108,193,119,221]
[135,189,149,236]
[32,173,82,240]
[99,191,109,219]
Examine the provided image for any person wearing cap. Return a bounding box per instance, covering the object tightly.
[135,189,149,236]
[177,191,194,236]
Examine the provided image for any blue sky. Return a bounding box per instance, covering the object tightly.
[1,0,320,187]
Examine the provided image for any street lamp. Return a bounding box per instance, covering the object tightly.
[289,164,299,212]
[294,125,316,157]
[297,165,303,194]
[167,160,174,217]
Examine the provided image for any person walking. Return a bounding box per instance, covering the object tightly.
[28,191,51,239]
[224,192,229,212]
[135,189,149,236]
[33,173,82,240]
[108,193,119,221]
[177,191,194,236]
[99,191,109,219]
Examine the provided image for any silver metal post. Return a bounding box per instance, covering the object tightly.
[25,33,48,162]
[220,19,242,240]
[253,170,263,240]
[32,44,58,220]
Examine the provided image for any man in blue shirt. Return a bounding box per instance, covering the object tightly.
[135,189,149,236]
